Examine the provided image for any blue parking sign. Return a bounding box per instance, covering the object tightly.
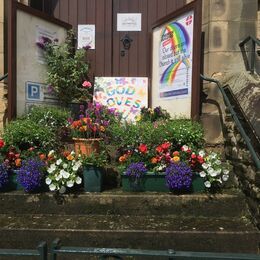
[26,82,43,101]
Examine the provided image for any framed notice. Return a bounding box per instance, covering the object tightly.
[151,0,202,119]
[93,77,148,122]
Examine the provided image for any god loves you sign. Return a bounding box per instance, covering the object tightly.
[94,77,148,121]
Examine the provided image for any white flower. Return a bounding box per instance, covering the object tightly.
[215,159,221,165]
[48,150,55,157]
[223,169,229,175]
[204,181,211,188]
[75,161,82,168]
[56,159,62,166]
[61,170,70,179]
[72,165,79,171]
[202,163,209,169]
[55,175,61,181]
[207,167,214,175]
[222,175,229,181]
[63,163,68,169]
[47,164,56,174]
[199,171,206,177]
[71,151,75,156]
[217,178,223,184]
[182,145,189,151]
[215,169,222,175]
[75,176,82,184]
[66,180,74,188]
[198,150,205,157]
[45,177,52,185]
[209,170,217,177]
[49,183,56,191]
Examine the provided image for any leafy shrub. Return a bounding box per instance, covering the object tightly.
[3,119,56,151]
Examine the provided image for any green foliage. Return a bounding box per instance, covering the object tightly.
[26,105,70,131]
[108,119,204,150]
[82,151,108,168]
[3,119,56,152]
[43,30,91,105]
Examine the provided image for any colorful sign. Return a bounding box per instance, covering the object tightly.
[159,11,194,99]
[93,77,148,121]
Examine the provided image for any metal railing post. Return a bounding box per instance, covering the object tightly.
[37,241,48,260]
[51,238,61,260]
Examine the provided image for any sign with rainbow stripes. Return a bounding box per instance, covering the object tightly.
[159,11,194,99]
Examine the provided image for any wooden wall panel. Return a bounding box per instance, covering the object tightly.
[42,0,186,78]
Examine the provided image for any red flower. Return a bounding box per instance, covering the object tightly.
[172,151,179,157]
[156,145,163,153]
[0,139,4,148]
[138,144,148,154]
[161,142,171,151]
[191,153,197,159]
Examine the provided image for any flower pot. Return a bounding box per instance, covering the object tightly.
[121,172,205,193]
[83,166,103,192]
[8,170,23,191]
[121,172,168,192]
[73,138,102,156]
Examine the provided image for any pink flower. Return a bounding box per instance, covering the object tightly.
[82,81,92,88]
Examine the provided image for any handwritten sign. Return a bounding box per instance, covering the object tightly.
[159,11,194,100]
[94,77,148,121]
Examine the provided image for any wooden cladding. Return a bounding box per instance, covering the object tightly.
[42,0,185,78]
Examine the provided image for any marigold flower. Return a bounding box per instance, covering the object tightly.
[151,157,158,164]
[66,154,74,161]
[171,156,180,163]
[15,158,22,167]
[138,144,148,154]
[119,155,127,163]
[82,80,92,88]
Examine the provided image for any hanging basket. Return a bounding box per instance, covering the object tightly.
[72,138,102,156]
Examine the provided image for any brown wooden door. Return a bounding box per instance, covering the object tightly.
[40,0,185,78]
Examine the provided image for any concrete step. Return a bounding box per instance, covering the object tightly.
[0,189,250,218]
[0,214,259,254]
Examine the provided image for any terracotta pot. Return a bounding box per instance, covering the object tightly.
[72,138,102,156]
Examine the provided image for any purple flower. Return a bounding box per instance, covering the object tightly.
[165,162,193,191]
[125,162,147,180]
[83,45,91,50]
[17,158,45,192]
[0,164,9,189]
[47,84,54,93]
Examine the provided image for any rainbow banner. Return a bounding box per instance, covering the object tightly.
[159,11,194,99]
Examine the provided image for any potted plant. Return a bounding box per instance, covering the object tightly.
[45,150,83,194]
[82,151,107,192]
[68,102,121,156]
[36,30,92,106]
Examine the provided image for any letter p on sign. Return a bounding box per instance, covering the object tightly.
[26,82,43,101]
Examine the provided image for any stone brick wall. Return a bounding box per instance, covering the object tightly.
[225,113,260,228]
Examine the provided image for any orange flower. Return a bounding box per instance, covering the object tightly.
[100,125,106,132]
[151,157,158,164]
[79,126,87,132]
[15,158,22,167]
[172,151,179,157]
[119,155,127,163]
[171,156,180,163]
[39,153,46,160]
[66,154,74,161]
[156,145,163,153]
[63,150,70,157]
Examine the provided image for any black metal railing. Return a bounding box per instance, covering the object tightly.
[0,241,47,260]
[239,35,260,74]
[200,74,260,171]
[0,73,8,82]
[50,238,260,260]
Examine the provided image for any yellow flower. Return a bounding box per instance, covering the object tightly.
[100,126,106,132]
[171,156,180,163]
[135,115,141,122]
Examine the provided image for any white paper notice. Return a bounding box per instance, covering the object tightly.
[78,24,95,49]
[117,13,141,31]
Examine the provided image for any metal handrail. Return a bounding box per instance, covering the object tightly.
[200,74,260,170]
[0,73,8,82]
[50,238,260,260]
[239,36,260,74]
[0,241,47,260]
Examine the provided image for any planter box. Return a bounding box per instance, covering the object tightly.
[83,166,103,192]
[121,172,205,193]
[7,170,23,191]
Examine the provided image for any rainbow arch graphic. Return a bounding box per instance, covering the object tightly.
[160,22,191,84]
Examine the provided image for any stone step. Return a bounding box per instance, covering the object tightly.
[0,189,249,217]
[0,214,259,254]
